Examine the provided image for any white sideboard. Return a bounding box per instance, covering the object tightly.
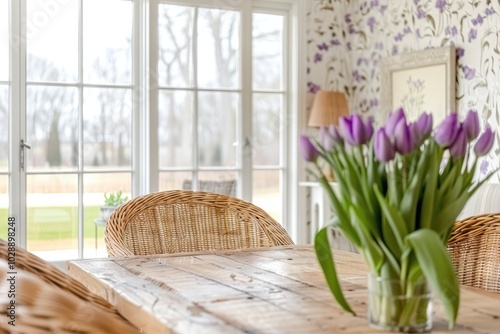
[299,182,357,252]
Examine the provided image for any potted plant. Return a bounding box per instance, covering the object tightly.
[100,190,129,222]
[300,108,496,332]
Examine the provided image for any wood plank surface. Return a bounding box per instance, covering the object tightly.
[67,245,500,334]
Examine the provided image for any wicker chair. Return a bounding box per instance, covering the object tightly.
[0,240,138,333]
[105,190,294,256]
[0,260,138,334]
[447,213,500,293]
[182,179,237,197]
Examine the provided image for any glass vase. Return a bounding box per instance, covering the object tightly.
[368,274,433,333]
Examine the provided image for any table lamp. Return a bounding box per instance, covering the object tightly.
[307,91,349,181]
[308,91,349,127]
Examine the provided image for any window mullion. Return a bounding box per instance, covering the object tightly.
[240,1,252,201]
[10,0,26,248]
[77,0,84,259]
[192,6,199,188]
[148,0,159,193]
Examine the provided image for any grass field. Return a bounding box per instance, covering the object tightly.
[0,206,105,251]
[0,185,282,257]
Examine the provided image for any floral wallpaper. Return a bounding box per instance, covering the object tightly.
[307,0,500,180]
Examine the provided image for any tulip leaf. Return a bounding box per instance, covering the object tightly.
[314,227,355,314]
[342,151,371,209]
[399,170,422,231]
[318,177,361,247]
[405,229,459,329]
[420,147,439,229]
[433,191,470,238]
[350,208,384,272]
[381,214,400,257]
[374,233,401,274]
[440,168,464,205]
[400,147,429,230]
[373,184,407,252]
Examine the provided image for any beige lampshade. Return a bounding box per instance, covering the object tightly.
[308,91,349,127]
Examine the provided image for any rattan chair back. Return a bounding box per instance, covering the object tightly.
[182,179,236,197]
[105,190,294,256]
[0,260,137,333]
[447,213,500,293]
[0,239,115,312]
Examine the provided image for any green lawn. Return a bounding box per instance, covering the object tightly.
[0,206,105,241]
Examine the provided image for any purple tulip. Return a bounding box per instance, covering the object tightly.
[374,127,395,162]
[299,135,320,162]
[410,113,433,145]
[328,124,344,145]
[394,119,413,154]
[463,109,480,141]
[385,107,407,135]
[435,113,460,147]
[474,126,495,156]
[365,117,375,140]
[320,127,334,151]
[449,126,467,158]
[409,123,421,147]
[416,113,433,138]
[339,115,373,145]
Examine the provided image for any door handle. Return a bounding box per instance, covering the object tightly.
[20,139,31,171]
[21,139,31,149]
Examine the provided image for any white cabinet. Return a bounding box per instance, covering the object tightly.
[299,182,357,252]
[299,181,333,242]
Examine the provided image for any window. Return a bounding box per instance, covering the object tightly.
[155,2,290,222]
[0,0,9,239]
[2,0,302,261]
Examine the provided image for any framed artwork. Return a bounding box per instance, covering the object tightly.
[380,46,456,126]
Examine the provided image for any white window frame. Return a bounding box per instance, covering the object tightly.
[148,0,306,240]
[4,0,306,257]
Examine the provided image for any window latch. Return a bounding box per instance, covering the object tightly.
[20,139,31,171]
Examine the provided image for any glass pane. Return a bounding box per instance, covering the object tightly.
[197,8,240,89]
[0,85,8,171]
[159,171,192,191]
[27,0,78,82]
[158,4,193,87]
[198,92,238,167]
[198,171,237,197]
[83,0,132,84]
[84,173,131,258]
[253,13,283,90]
[158,90,193,168]
[253,93,282,166]
[83,88,132,169]
[253,170,281,223]
[0,0,8,81]
[26,86,78,171]
[27,174,78,261]
[0,175,8,240]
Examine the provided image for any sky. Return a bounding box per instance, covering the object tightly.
[0,0,131,81]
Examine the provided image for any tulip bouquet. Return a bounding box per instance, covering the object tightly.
[300,108,496,332]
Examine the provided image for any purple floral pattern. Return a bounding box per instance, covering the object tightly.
[307,0,500,181]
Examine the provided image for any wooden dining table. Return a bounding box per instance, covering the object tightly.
[67,245,500,334]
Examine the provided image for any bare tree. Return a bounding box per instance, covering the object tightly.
[27,56,74,167]
[158,7,240,167]
[85,47,131,167]
[158,5,193,167]
[0,87,8,163]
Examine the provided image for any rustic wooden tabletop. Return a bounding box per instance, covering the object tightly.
[67,245,500,334]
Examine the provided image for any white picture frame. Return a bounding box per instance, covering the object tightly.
[380,46,456,126]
